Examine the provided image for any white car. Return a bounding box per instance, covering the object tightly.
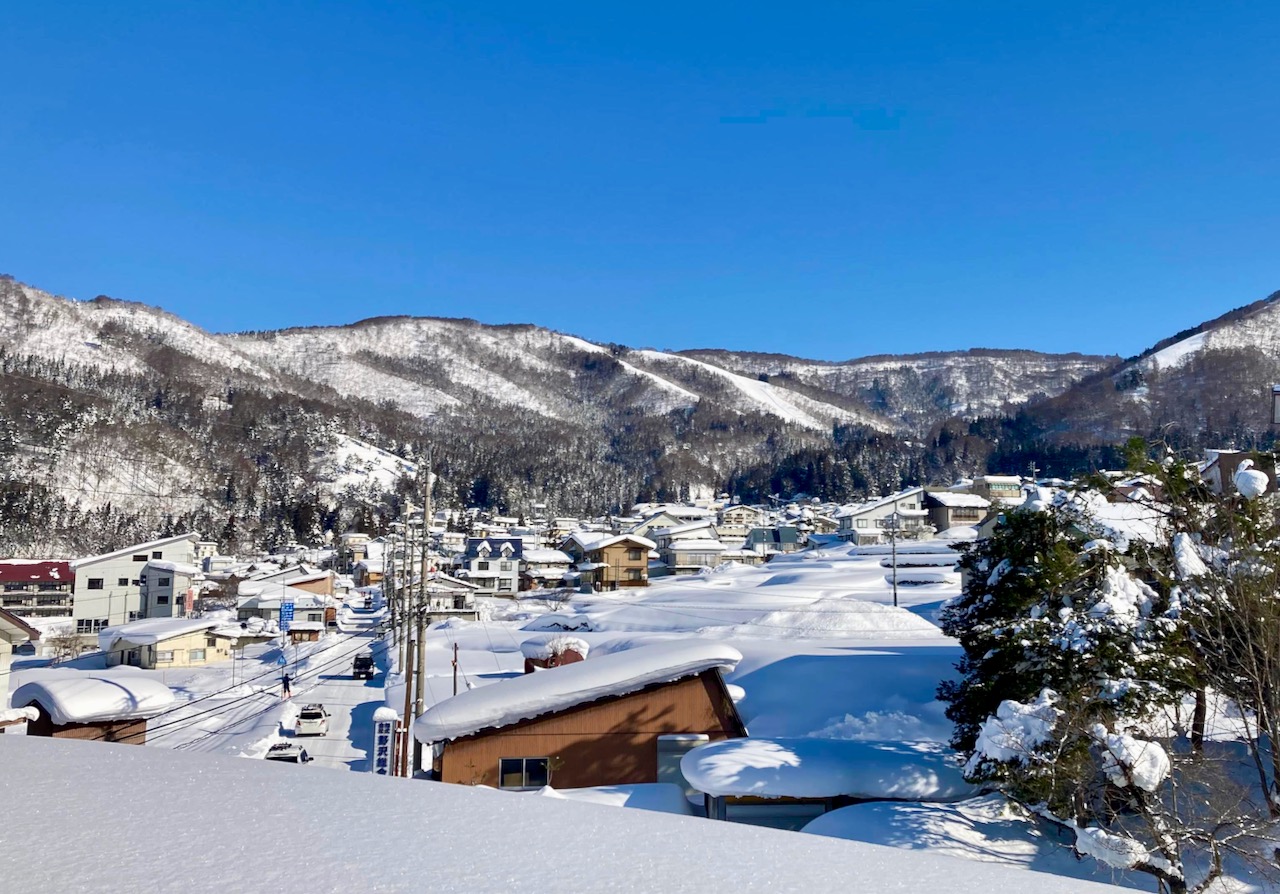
[264,742,313,764]
[295,704,329,737]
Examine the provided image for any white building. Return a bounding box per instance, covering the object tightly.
[834,488,930,544]
[71,534,202,634]
[139,560,202,619]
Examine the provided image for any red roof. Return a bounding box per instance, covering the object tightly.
[0,560,72,584]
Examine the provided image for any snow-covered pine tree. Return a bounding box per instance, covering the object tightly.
[939,491,1203,890]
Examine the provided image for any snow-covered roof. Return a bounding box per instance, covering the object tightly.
[681,737,976,801]
[664,539,726,552]
[520,634,590,661]
[565,532,657,553]
[12,671,175,724]
[0,560,71,583]
[98,617,224,651]
[97,612,247,648]
[423,572,480,592]
[415,641,742,743]
[838,488,926,518]
[0,607,42,641]
[145,560,201,575]
[236,582,329,605]
[71,533,200,569]
[925,492,991,509]
[652,518,716,537]
[522,548,572,565]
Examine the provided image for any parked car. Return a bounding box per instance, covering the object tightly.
[295,704,330,737]
[353,651,375,680]
[264,742,313,763]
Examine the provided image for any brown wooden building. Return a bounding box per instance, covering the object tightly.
[561,533,654,590]
[416,641,746,790]
[11,673,175,746]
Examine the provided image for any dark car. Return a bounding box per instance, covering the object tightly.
[353,652,375,680]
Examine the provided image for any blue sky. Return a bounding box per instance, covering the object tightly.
[3,2,1278,361]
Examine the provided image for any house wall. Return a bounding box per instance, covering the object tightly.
[73,537,199,631]
[588,543,649,587]
[288,576,334,597]
[140,566,196,619]
[104,629,232,669]
[23,706,148,744]
[436,671,744,788]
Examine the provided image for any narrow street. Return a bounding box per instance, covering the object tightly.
[168,606,392,767]
[289,611,391,771]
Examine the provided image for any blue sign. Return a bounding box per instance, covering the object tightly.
[279,600,295,633]
[276,654,288,666]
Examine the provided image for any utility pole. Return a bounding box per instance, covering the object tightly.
[413,593,426,775]
[452,642,460,696]
[399,636,415,778]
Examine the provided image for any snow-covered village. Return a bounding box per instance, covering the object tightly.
[8,446,1280,893]
[6,4,1280,893]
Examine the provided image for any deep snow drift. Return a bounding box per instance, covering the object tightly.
[0,735,1129,893]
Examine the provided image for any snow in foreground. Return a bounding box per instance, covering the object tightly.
[0,736,1129,893]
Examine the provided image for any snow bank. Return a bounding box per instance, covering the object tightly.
[534,783,696,815]
[0,736,1129,893]
[681,737,976,801]
[11,671,175,724]
[415,641,741,743]
[724,598,944,640]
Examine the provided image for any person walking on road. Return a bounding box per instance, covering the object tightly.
[281,673,292,699]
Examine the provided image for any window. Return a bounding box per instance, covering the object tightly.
[477,560,490,571]
[3,583,28,592]
[158,577,171,587]
[157,595,169,604]
[155,650,174,663]
[627,548,642,561]
[152,551,163,559]
[132,579,141,586]
[499,561,511,571]
[626,568,644,581]
[128,611,140,621]
[498,580,513,592]
[498,757,549,790]
[856,520,867,529]
[87,578,105,590]
[188,649,206,662]
[77,619,107,633]
[118,578,129,587]
[132,554,147,562]
[37,595,66,606]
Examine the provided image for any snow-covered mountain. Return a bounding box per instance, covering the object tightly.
[7,271,1274,555]
[0,276,1110,436]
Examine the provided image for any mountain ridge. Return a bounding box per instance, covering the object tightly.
[1,273,1276,556]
